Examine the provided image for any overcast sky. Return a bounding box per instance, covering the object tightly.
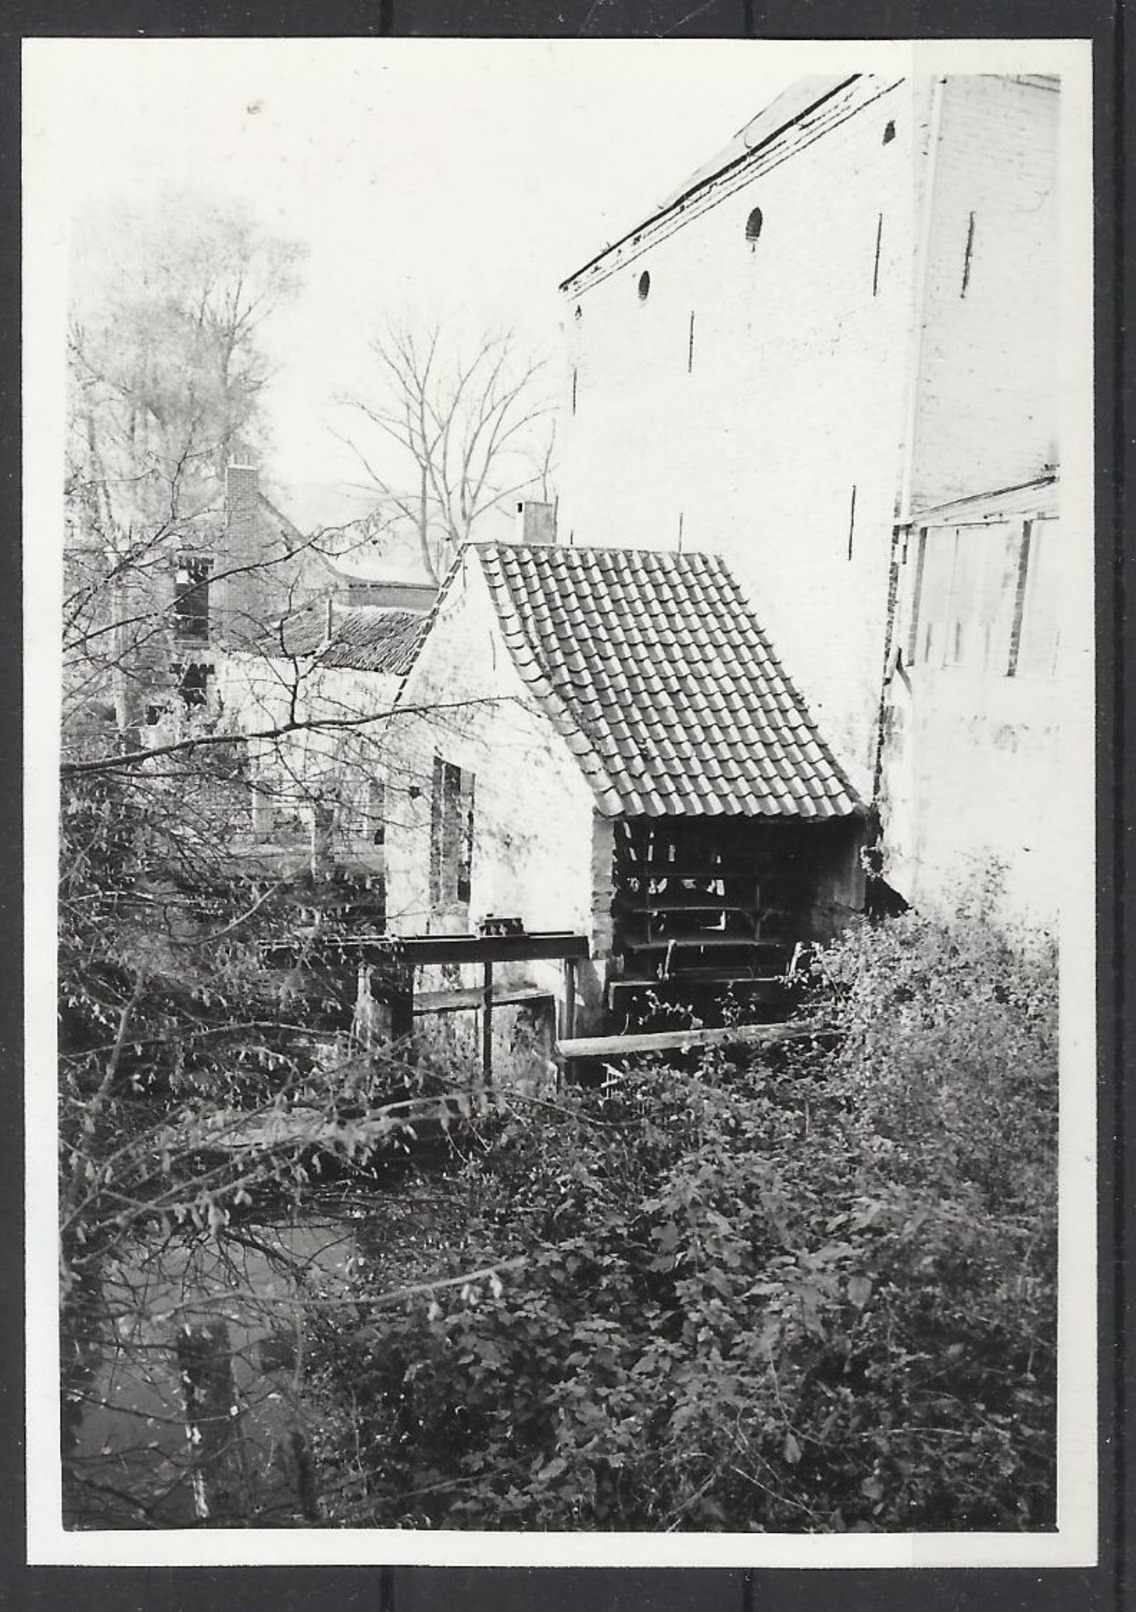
[35,36,1065,518]
[26,39,851,500]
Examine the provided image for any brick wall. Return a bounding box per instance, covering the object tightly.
[214,467,337,648]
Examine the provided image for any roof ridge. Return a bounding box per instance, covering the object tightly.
[474,539,726,563]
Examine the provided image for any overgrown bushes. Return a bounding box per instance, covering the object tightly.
[307,891,1058,1531]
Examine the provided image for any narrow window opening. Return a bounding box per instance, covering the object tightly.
[363,777,386,845]
[872,213,884,297]
[571,367,578,416]
[961,210,976,297]
[173,554,212,643]
[883,119,896,144]
[677,511,685,553]
[846,485,858,562]
[637,270,651,302]
[744,206,763,244]
[430,757,475,909]
[686,310,695,374]
[574,304,583,321]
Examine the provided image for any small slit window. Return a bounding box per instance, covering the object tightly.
[637,270,651,302]
[744,207,763,243]
[883,119,896,144]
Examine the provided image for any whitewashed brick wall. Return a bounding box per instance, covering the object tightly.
[910,77,1059,511]
[558,77,918,797]
[556,73,1059,817]
[383,555,604,1013]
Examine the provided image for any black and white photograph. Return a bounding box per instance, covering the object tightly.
[23,35,1097,1569]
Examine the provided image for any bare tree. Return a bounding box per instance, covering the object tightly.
[67,192,306,538]
[63,195,316,748]
[338,324,556,581]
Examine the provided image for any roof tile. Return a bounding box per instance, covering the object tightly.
[471,543,860,819]
[262,602,425,675]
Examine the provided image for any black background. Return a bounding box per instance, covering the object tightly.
[1,2,1127,1607]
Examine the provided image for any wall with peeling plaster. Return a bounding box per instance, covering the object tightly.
[383,552,613,1029]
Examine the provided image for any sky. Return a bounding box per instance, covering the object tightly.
[24,38,825,510]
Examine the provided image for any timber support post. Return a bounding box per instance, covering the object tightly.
[481,960,494,1087]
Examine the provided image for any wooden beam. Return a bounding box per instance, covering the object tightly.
[557,1017,828,1060]
[415,984,554,1016]
[322,931,590,965]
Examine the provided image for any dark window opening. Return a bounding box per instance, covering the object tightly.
[429,757,475,908]
[574,304,583,321]
[173,555,212,643]
[637,270,651,301]
[571,367,578,415]
[744,206,763,243]
[883,119,896,144]
[687,310,695,373]
[368,778,386,845]
[173,661,214,708]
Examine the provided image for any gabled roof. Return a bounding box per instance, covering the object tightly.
[559,74,873,293]
[469,543,860,820]
[260,602,426,675]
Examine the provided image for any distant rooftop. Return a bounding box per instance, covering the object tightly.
[261,602,425,676]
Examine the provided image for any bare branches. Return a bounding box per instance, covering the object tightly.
[60,693,519,777]
[338,322,556,580]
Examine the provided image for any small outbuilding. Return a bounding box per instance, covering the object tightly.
[383,541,865,1035]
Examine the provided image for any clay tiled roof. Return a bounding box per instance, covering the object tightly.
[263,603,425,675]
[475,543,860,819]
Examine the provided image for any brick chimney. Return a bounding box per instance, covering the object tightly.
[226,461,259,544]
[515,500,557,546]
[222,460,262,647]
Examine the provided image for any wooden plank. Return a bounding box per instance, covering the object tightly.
[618,901,757,915]
[558,1018,827,1060]
[379,931,591,964]
[414,984,554,1015]
[624,936,787,952]
[607,973,787,993]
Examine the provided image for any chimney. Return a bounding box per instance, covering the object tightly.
[226,460,259,527]
[515,500,557,546]
[224,459,262,648]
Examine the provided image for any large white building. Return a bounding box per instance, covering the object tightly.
[556,73,1067,919]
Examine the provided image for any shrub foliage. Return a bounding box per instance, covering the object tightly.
[307,895,1058,1532]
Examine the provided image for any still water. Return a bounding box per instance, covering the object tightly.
[62,1179,460,1529]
